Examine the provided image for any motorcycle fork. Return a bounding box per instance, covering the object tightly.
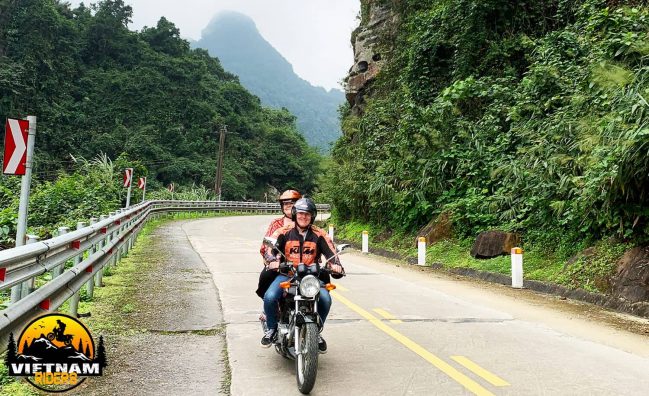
[294,299,301,355]
[294,298,317,356]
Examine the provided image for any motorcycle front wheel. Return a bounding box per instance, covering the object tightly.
[296,322,319,394]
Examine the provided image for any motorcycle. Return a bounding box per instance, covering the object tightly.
[261,237,349,394]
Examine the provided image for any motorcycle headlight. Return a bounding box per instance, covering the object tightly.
[299,275,320,298]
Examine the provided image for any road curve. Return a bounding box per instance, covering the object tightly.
[183,215,649,396]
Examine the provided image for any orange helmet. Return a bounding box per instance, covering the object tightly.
[278,189,302,204]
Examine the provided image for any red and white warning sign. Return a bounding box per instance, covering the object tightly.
[123,168,133,188]
[3,118,29,175]
[138,177,146,189]
[168,183,174,192]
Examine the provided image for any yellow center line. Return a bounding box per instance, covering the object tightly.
[451,356,510,387]
[332,291,495,396]
[372,308,403,324]
[334,284,349,292]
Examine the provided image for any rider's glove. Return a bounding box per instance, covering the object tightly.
[330,264,345,279]
[330,264,343,274]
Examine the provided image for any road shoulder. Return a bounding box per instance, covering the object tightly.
[71,219,229,395]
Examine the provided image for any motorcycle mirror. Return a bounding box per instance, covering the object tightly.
[263,237,278,248]
[336,244,351,254]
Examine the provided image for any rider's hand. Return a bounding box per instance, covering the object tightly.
[267,261,280,270]
[330,264,343,274]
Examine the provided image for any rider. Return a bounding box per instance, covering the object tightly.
[55,319,67,337]
[261,197,344,353]
[256,189,301,298]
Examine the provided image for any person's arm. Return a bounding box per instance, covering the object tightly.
[317,234,344,277]
[260,220,279,261]
[267,233,287,270]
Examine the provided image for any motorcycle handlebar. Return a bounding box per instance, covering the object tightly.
[275,262,345,277]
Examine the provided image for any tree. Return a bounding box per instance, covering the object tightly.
[5,333,17,368]
[95,336,107,369]
[141,17,189,56]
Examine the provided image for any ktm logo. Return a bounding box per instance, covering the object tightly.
[288,247,316,255]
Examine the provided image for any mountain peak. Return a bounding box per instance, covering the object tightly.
[195,12,343,150]
[202,10,258,37]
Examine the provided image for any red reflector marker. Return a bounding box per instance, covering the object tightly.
[100,227,108,234]
[85,265,93,273]
[40,299,51,310]
[71,240,81,250]
[0,268,6,282]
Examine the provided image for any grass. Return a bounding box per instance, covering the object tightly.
[331,219,628,295]
[0,361,38,396]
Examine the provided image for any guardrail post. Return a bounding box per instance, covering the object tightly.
[68,222,85,317]
[52,226,70,279]
[20,234,40,299]
[10,279,22,304]
[114,227,121,265]
[96,215,108,287]
[86,217,97,299]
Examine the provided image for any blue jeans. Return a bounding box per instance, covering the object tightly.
[263,274,332,331]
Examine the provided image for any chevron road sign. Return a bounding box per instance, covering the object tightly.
[123,168,133,187]
[3,118,29,175]
[138,177,146,189]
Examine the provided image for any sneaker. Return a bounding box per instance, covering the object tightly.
[261,329,276,348]
[318,335,327,354]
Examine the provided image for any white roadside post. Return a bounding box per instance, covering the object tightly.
[511,247,524,288]
[362,230,369,254]
[9,116,36,303]
[328,224,334,242]
[418,237,427,266]
[124,168,133,208]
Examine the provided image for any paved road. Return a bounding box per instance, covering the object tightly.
[184,215,649,396]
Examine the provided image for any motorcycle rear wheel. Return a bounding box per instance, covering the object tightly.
[296,323,319,394]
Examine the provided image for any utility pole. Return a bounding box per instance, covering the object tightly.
[215,125,227,201]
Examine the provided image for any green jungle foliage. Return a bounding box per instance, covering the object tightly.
[328,0,649,252]
[0,0,321,207]
[0,154,124,247]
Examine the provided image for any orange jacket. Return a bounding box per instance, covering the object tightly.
[270,225,344,282]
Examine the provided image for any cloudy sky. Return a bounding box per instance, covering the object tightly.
[68,0,360,91]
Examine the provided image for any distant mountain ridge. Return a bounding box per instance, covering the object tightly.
[195,11,343,150]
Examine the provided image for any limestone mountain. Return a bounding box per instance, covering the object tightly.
[195,11,343,151]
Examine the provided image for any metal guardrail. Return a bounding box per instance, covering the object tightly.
[0,200,330,349]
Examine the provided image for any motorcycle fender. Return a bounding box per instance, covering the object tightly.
[295,311,319,326]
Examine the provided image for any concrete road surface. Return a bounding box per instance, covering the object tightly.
[183,215,649,396]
